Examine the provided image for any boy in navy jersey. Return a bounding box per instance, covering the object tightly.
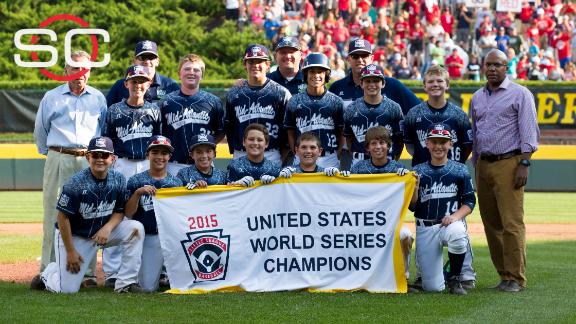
[125,136,183,291]
[227,123,282,187]
[31,137,145,293]
[177,134,228,188]
[160,54,225,174]
[284,53,344,168]
[343,64,404,167]
[404,65,472,167]
[404,66,476,290]
[350,126,416,287]
[280,132,347,176]
[411,124,475,295]
[225,44,291,163]
[103,65,161,284]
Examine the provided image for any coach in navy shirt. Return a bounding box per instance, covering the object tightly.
[329,38,420,115]
[107,40,179,107]
[267,36,306,95]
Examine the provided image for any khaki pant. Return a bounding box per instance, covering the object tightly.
[476,156,526,286]
[40,151,94,274]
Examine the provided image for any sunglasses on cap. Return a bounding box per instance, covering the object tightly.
[136,54,158,61]
[428,129,452,138]
[89,152,112,159]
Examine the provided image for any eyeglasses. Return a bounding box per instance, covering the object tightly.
[137,54,158,61]
[350,53,370,60]
[485,62,506,68]
[89,152,112,159]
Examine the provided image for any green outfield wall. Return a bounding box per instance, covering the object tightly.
[1,144,574,191]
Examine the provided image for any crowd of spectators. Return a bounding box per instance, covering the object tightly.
[225,0,576,81]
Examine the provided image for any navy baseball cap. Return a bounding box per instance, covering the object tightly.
[147,135,174,153]
[189,134,216,152]
[243,44,270,61]
[427,124,453,140]
[88,136,114,153]
[135,40,158,57]
[125,65,151,81]
[348,38,372,55]
[275,36,301,51]
[360,64,385,81]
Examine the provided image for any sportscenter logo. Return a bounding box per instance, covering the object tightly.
[13,14,110,81]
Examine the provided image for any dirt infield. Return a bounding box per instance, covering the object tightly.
[2,222,576,284]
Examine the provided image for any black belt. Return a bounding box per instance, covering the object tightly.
[49,146,87,156]
[415,219,442,227]
[479,149,521,162]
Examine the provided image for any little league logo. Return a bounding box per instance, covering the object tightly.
[181,229,230,282]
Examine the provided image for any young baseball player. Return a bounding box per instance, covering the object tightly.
[104,64,161,177]
[160,54,225,174]
[102,64,161,287]
[227,123,282,187]
[124,136,183,292]
[177,134,228,188]
[343,64,404,167]
[225,44,292,163]
[404,65,476,290]
[279,132,348,176]
[30,137,145,293]
[349,126,416,288]
[410,124,476,295]
[283,52,345,168]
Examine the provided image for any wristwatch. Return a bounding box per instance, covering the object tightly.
[519,159,531,167]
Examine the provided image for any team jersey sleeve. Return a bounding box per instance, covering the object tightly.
[114,175,127,214]
[224,93,237,154]
[226,161,241,182]
[403,110,415,145]
[333,96,345,128]
[56,182,79,217]
[391,104,405,158]
[176,168,189,184]
[284,97,297,129]
[151,103,161,135]
[350,163,361,174]
[342,105,354,137]
[460,166,476,211]
[210,95,226,135]
[103,106,114,138]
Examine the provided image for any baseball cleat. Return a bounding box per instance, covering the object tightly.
[81,277,98,288]
[30,274,46,291]
[447,278,467,295]
[115,283,148,293]
[460,280,476,290]
[105,278,117,289]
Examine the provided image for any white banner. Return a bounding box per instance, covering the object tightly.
[465,0,490,8]
[153,173,415,294]
[496,0,522,12]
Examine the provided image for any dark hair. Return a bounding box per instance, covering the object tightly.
[364,126,392,147]
[243,123,270,143]
[296,132,322,147]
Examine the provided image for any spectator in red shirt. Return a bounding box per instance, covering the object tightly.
[519,0,534,35]
[357,0,371,14]
[445,48,464,79]
[374,0,389,11]
[534,8,556,45]
[373,46,387,63]
[376,8,392,47]
[339,0,351,21]
[440,7,454,37]
[362,20,376,45]
[424,0,440,25]
[320,34,338,61]
[302,0,315,19]
[322,10,338,35]
[526,20,541,47]
[516,53,529,80]
[348,14,363,38]
[403,0,421,27]
[394,15,410,40]
[552,26,572,68]
[332,18,350,56]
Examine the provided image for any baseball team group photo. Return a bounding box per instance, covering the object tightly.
[1,0,575,322]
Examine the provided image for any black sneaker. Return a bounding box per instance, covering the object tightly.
[159,274,170,288]
[447,277,467,295]
[115,283,147,293]
[105,278,117,289]
[30,274,46,291]
[460,280,476,290]
[81,277,98,288]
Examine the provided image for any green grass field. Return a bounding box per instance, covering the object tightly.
[1,191,574,223]
[0,241,574,323]
[1,191,575,323]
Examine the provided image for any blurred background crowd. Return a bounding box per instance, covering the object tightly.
[224,0,576,82]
